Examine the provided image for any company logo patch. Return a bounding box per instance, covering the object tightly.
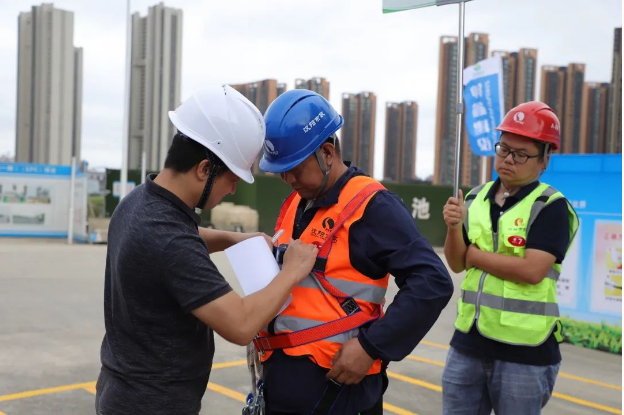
[508,235,526,247]
[513,112,525,124]
[551,122,560,131]
[322,217,335,230]
[514,218,524,226]
[264,140,278,156]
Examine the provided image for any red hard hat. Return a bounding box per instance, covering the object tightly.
[495,101,561,150]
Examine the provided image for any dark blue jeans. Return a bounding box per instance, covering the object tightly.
[442,347,559,415]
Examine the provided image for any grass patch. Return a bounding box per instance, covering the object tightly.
[561,317,622,354]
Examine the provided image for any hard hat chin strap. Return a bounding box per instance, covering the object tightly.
[538,143,552,178]
[196,149,220,210]
[311,148,332,200]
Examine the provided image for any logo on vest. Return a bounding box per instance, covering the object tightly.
[508,236,526,247]
[310,225,338,244]
[514,218,524,226]
[322,217,335,231]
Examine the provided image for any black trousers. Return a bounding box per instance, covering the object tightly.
[267,396,383,415]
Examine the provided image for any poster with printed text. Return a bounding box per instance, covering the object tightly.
[557,222,580,308]
[590,220,622,315]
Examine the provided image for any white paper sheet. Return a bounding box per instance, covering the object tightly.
[224,235,291,313]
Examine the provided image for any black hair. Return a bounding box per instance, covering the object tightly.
[536,141,551,161]
[164,132,229,176]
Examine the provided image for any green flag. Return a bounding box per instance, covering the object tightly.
[383,0,473,14]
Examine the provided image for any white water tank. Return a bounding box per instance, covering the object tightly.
[211,203,259,232]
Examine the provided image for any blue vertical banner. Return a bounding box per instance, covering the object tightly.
[463,56,505,155]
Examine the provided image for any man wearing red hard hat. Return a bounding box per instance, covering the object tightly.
[441,101,579,414]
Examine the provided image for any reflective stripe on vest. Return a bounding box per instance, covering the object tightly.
[297,274,387,304]
[461,289,560,317]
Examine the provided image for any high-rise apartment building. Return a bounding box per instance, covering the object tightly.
[434,36,458,186]
[384,102,418,182]
[341,92,376,175]
[516,48,538,105]
[580,82,610,153]
[232,79,285,115]
[491,51,517,113]
[460,33,489,187]
[231,79,287,173]
[231,79,288,115]
[435,33,490,187]
[607,28,622,153]
[127,2,183,170]
[562,63,586,153]
[540,65,567,126]
[295,77,330,100]
[16,3,83,165]
[277,82,288,97]
[491,49,537,112]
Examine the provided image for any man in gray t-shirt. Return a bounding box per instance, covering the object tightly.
[95,86,318,415]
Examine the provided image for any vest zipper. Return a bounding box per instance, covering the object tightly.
[474,225,500,322]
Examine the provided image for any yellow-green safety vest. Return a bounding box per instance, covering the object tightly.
[454,181,579,346]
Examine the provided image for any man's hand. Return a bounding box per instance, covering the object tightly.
[442,189,466,228]
[326,338,374,385]
[281,239,318,285]
[465,243,481,270]
[198,228,273,252]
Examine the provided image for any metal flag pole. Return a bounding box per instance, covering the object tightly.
[480,155,487,184]
[453,1,466,198]
[120,0,131,199]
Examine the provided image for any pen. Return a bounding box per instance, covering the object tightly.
[271,229,284,244]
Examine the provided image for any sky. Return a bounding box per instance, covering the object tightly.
[0,0,621,179]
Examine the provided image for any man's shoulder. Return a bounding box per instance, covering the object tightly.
[110,189,197,246]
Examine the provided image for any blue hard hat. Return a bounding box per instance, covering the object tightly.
[259,89,344,173]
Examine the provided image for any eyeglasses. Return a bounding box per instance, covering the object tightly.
[494,143,540,164]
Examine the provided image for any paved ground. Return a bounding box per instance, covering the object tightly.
[0,238,621,414]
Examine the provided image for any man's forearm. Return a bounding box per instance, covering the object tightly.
[198,228,242,252]
[469,249,549,285]
[237,271,297,342]
[444,227,467,273]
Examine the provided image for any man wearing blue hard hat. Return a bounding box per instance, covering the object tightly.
[252,89,454,414]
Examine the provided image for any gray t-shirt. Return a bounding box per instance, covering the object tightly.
[96,174,232,415]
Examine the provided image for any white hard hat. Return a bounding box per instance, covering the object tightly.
[168,85,265,184]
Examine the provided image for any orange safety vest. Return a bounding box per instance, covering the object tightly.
[254,176,390,375]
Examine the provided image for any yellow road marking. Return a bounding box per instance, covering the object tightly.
[0,381,96,402]
[1,357,619,415]
[209,362,416,414]
[418,340,450,350]
[406,355,445,367]
[407,353,622,391]
[393,362,622,414]
[387,371,442,392]
[558,372,622,391]
[552,392,622,414]
[212,360,247,369]
[207,382,246,403]
[383,402,419,415]
[81,381,97,395]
